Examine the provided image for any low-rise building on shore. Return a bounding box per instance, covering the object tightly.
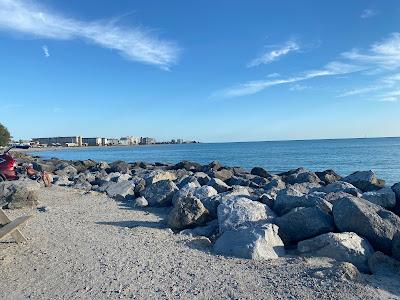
[32,136,83,147]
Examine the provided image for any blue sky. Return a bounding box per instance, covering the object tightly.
[0,0,399,142]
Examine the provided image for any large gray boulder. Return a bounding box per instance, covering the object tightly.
[55,165,78,178]
[108,160,130,174]
[297,232,374,272]
[315,170,342,184]
[280,168,321,185]
[275,207,335,244]
[0,180,40,209]
[322,181,361,197]
[209,178,231,193]
[176,176,201,189]
[217,197,276,233]
[201,188,252,218]
[273,187,332,216]
[362,187,396,208]
[250,167,270,179]
[193,172,211,186]
[167,195,209,230]
[213,224,285,260]
[211,168,234,183]
[193,185,218,200]
[142,180,178,207]
[332,196,400,254]
[144,170,177,185]
[105,181,135,201]
[172,160,202,172]
[368,251,400,275]
[53,175,73,186]
[342,170,385,192]
[73,159,96,173]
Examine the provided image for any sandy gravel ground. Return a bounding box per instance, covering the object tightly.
[1,186,399,300]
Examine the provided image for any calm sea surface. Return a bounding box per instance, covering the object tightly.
[29,137,400,185]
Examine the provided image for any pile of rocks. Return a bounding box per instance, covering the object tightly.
[3,155,400,276]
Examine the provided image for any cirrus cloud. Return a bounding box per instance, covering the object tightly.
[0,0,180,69]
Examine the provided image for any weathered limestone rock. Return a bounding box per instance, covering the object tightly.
[273,187,332,216]
[297,232,374,272]
[362,187,396,208]
[142,180,179,207]
[167,195,209,230]
[213,224,285,260]
[144,170,177,185]
[211,168,234,183]
[105,181,135,201]
[176,176,201,189]
[322,181,361,197]
[0,180,40,209]
[275,206,335,244]
[342,170,385,192]
[333,196,400,254]
[315,169,342,184]
[217,197,276,233]
[209,178,231,193]
[201,188,253,218]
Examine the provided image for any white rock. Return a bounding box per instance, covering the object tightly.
[362,187,396,208]
[297,232,374,272]
[213,224,285,260]
[217,197,276,233]
[132,196,148,207]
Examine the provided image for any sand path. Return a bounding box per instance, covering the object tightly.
[0,186,399,299]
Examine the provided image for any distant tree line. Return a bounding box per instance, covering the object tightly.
[0,123,11,147]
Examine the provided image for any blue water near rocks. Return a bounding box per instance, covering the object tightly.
[29,137,400,185]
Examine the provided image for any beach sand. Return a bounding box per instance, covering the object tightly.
[0,186,399,299]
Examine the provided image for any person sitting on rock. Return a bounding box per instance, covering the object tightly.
[26,164,42,181]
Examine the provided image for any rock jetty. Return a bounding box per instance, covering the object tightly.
[2,154,400,276]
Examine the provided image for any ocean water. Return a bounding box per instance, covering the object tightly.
[29,137,400,185]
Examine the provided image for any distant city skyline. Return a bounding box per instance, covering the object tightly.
[0,0,400,142]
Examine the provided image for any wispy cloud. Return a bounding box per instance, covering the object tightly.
[342,33,400,70]
[289,84,309,91]
[339,73,400,101]
[247,40,300,67]
[213,62,364,98]
[214,32,400,99]
[379,90,400,102]
[42,45,50,57]
[0,0,180,69]
[361,9,378,19]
